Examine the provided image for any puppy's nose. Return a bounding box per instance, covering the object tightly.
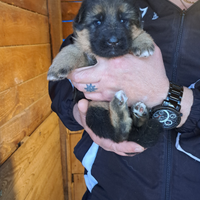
[107,36,119,46]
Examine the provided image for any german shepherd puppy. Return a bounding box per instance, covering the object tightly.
[47,0,162,148]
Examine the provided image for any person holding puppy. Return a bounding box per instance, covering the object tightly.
[49,0,200,199]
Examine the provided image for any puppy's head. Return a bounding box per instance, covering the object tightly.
[73,0,141,58]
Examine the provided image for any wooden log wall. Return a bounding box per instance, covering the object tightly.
[0,113,64,200]
[61,0,82,39]
[0,0,64,199]
[0,0,51,166]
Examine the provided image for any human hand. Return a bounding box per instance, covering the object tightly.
[73,99,145,156]
[68,44,169,108]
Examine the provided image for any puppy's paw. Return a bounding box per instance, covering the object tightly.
[47,67,70,81]
[132,102,149,127]
[132,43,154,57]
[132,102,148,118]
[47,44,88,81]
[132,31,155,57]
[109,90,132,141]
[114,90,128,106]
[47,45,77,81]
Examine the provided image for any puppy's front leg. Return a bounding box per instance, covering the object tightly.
[131,29,155,57]
[47,44,89,81]
[86,91,132,143]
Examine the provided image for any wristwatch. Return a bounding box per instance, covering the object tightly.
[151,82,183,129]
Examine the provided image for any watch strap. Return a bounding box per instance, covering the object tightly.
[162,82,183,112]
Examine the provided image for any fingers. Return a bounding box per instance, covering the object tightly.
[68,65,101,84]
[110,141,145,156]
[73,82,100,93]
[68,56,109,84]
[92,135,145,156]
[73,104,82,126]
[74,82,114,101]
[77,99,89,116]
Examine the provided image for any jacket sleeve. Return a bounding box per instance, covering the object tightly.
[48,35,83,131]
[176,80,200,161]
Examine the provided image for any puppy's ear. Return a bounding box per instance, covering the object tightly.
[126,0,141,28]
[73,1,87,31]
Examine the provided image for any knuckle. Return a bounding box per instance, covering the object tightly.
[73,73,81,82]
[84,93,94,100]
[74,83,82,91]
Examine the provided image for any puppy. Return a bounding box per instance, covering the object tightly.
[47,0,162,148]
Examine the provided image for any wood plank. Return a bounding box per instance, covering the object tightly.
[0,2,50,46]
[48,0,63,58]
[70,133,84,174]
[0,113,64,200]
[1,0,48,15]
[62,22,73,39]
[65,129,84,200]
[41,158,64,200]
[0,113,58,198]
[10,127,61,200]
[73,174,86,200]
[61,2,81,21]
[0,44,51,92]
[24,149,64,200]
[59,120,69,200]
[67,129,73,200]
[0,73,48,127]
[0,94,51,165]
[23,127,64,200]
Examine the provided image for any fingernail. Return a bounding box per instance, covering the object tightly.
[125,152,139,156]
[135,147,144,152]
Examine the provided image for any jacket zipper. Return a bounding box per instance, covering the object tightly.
[172,10,186,83]
[164,10,186,200]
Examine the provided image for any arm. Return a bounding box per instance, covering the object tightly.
[48,35,83,131]
[69,44,200,159]
[176,80,200,161]
[68,44,197,132]
[178,80,200,131]
[49,79,83,131]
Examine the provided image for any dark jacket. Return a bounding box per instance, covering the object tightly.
[49,0,200,199]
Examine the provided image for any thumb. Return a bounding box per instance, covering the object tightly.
[77,99,89,116]
[77,99,95,136]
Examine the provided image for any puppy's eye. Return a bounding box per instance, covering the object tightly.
[120,19,126,23]
[94,20,101,26]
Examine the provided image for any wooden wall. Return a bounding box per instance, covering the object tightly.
[0,0,51,166]
[0,113,64,200]
[61,0,82,39]
[0,0,64,199]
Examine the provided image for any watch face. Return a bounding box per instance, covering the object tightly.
[152,107,181,129]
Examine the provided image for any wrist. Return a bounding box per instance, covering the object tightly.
[151,82,189,129]
[145,79,169,108]
[177,87,193,127]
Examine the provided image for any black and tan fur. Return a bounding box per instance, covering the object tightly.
[47,0,162,148]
